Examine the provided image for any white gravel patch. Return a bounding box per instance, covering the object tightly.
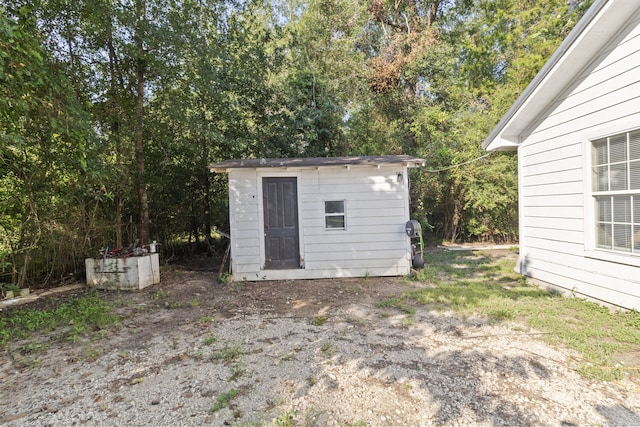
[2,300,639,426]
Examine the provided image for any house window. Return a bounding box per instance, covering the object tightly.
[325,200,345,230]
[591,129,640,254]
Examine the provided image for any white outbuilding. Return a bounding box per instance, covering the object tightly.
[210,155,425,281]
[483,0,640,310]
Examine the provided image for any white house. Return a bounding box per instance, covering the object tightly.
[209,155,425,281]
[483,0,640,310]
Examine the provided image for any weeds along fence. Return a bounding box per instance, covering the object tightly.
[159,231,228,261]
[1,222,116,290]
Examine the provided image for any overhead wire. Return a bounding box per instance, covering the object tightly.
[423,151,495,173]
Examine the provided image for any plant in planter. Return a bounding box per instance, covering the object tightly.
[1,283,20,299]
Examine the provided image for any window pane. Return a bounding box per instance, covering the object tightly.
[613,196,631,223]
[325,201,344,214]
[613,224,632,252]
[592,138,608,165]
[596,196,611,222]
[592,130,640,256]
[326,216,345,229]
[593,165,609,191]
[631,161,640,190]
[630,130,640,161]
[596,223,612,249]
[610,163,628,191]
[610,133,627,163]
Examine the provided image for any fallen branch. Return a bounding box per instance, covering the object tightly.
[459,332,549,339]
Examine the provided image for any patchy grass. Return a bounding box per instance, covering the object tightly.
[198,316,214,325]
[0,292,119,346]
[377,297,416,316]
[228,362,248,381]
[312,316,327,326]
[152,288,169,300]
[211,344,244,363]
[210,388,238,412]
[279,351,297,361]
[274,410,296,427]
[320,340,337,358]
[406,249,640,381]
[202,334,218,346]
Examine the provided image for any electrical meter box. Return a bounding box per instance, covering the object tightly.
[405,220,421,238]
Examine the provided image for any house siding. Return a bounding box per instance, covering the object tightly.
[226,164,412,281]
[227,169,262,275]
[518,10,640,310]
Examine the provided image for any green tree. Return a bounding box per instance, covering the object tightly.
[402,0,592,241]
[142,0,284,249]
[0,6,101,286]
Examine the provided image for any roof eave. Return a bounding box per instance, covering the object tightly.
[404,160,426,168]
[209,162,425,173]
[483,136,520,152]
[209,166,229,173]
[209,156,425,172]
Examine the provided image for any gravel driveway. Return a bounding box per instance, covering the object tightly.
[2,250,640,426]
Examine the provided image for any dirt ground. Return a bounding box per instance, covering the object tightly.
[1,249,640,426]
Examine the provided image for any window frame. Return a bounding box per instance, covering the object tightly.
[324,200,346,231]
[585,126,640,267]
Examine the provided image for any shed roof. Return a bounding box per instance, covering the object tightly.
[209,155,425,172]
[482,0,640,151]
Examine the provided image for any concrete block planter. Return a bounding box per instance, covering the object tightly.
[85,253,160,290]
[1,287,29,300]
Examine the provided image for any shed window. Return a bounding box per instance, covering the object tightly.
[591,129,640,254]
[325,200,345,230]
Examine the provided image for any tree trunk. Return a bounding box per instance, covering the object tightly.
[201,116,212,239]
[106,13,124,249]
[443,182,462,243]
[135,0,150,246]
[428,1,440,26]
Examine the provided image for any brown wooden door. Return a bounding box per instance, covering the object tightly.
[263,177,300,269]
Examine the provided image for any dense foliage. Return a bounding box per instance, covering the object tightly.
[0,0,593,287]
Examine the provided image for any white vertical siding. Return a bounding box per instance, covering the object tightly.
[228,164,413,281]
[227,169,262,275]
[519,12,640,310]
